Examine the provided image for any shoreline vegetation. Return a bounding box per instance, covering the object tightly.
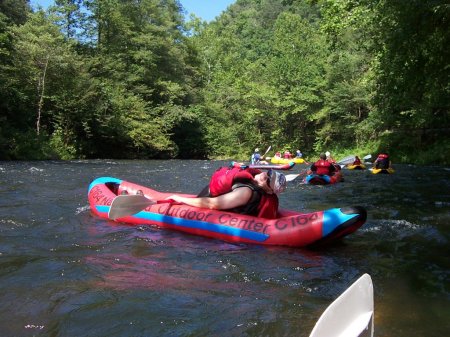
[1,1,448,165]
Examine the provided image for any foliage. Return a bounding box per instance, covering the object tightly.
[0,0,448,164]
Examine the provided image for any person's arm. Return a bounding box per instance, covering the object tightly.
[167,187,253,210]
[329,164,336,173]
[374,157,380,168]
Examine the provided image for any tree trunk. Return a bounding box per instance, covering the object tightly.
[36,56,49,135]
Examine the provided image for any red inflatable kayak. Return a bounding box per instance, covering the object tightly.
[88,177,366,247]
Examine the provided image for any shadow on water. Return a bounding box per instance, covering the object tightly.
[0,160,449,336]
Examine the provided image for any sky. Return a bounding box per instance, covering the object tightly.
[31,0,236,23]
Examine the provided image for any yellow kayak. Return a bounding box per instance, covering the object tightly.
[371,167,395,174]
[271,157,305,164]
[347,164,366,170]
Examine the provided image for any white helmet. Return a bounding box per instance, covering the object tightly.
[325,151,330,157]
[268,170,287,194]
[255,148,259,152]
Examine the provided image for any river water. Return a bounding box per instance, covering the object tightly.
[0,160,448,337]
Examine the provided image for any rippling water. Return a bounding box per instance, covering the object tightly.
[0,160,449,336]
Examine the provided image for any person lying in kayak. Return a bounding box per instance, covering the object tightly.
[166,164,287,219]
[310,153,337,176]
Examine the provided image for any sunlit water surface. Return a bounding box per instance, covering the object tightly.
[0,160,449,336]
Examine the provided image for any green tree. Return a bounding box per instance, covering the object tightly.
[11,10,76,136]
[50,0,88,40]
[370,1,450,143]
[0,0,29,25]
[268,11,327,150]
[314,0,374,152]
[0,0,31,158]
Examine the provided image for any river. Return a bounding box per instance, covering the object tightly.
[0,160,448,336]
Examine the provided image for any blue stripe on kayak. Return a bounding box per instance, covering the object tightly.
[95,205,269,242]
[322,209,357,236]
[134,211,269,242]
[88,177,122,193]
[96,205,110,214]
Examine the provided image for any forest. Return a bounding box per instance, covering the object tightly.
[0,0,449,164]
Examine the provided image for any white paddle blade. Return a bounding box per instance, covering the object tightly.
[363,154,372,160]
[337,155,356,165]
[108,195,156,220]
[285,174,300,182]
[309,273,374,337]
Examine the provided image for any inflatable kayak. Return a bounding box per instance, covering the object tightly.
[239,161,295,170]
[88,177,366,247]
[347,164,366,170]
[304,170,343,185]
[371,167,394,174]
[271,157,305,164]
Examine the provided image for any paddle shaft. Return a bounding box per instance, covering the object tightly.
[249,163,294,170]
[261,145,272,158]
[232,161,295,170]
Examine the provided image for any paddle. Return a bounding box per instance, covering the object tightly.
[261,145,272,159]
[285,170,309,182]
[337,155,356,166]
[309,273,374,337]
[108,195,173,220]
[232,161,295,170]
[338,154,372,168]
[362,154,372,164]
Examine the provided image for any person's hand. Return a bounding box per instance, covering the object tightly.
[165,195,181,203]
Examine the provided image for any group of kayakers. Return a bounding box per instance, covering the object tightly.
[351,153,391,169]
[273,149,303,160]
[311,151,392,173]
[251,148,303,165]
[166,147,391,221]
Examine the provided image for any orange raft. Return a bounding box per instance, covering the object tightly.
[88,177,367,248]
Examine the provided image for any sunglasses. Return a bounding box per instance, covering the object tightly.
[266,170,273,187]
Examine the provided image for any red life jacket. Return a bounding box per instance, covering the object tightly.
[256,193,278,219]
[313,159,333,175]
[208,165,278,219]
[376,153,390,169]
[209,166,257,197]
